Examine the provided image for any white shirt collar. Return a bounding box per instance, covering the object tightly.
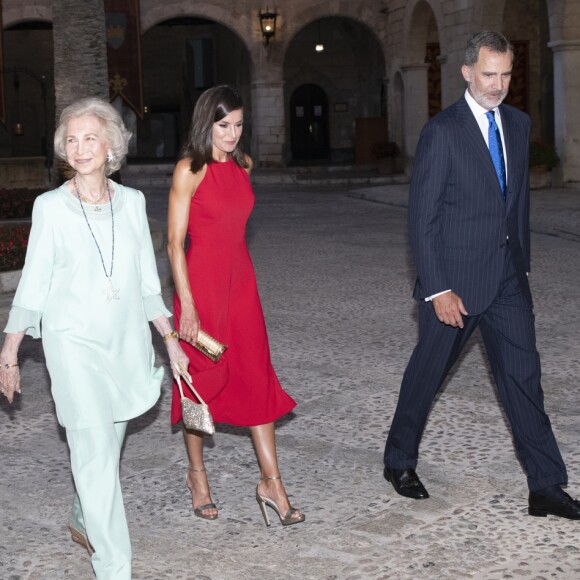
[463,89,507,175]
[464,89,499,118]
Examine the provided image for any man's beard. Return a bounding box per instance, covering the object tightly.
[469,83,508,110]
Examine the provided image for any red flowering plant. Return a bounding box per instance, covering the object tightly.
[0,187,41,272]
[0,223,31,272]
[0,187,43,219]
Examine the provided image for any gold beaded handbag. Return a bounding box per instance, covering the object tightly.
[176,372,215,435]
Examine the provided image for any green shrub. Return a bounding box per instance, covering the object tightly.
[529,141,560,170]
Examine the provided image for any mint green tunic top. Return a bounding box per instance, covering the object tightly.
[4,182,169,430]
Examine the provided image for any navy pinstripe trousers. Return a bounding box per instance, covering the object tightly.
[384,250,567,492]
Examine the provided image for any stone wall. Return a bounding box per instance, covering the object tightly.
[2,0,580,180]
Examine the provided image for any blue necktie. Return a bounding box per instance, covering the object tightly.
[486,110,507,201]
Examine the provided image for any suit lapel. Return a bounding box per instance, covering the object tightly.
[497,105,519,210]
[456,97,506,204]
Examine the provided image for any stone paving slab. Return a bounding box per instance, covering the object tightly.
[347,184,580,243]
[1,184,580,579]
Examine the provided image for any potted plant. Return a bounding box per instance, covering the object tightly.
[372,141,402,174]
[529,141,559,189]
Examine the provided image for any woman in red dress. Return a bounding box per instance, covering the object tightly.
[167,85,304,526]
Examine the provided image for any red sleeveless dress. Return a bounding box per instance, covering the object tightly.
[170,159,296,426]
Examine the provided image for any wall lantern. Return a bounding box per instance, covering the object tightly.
[259,8,278,46]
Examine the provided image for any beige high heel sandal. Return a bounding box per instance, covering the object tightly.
[68,522,95,556]
[256,475,305,527]
[187,466,218,520]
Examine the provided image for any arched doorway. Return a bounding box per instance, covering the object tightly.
[289,84,329,161]
[402,1,441,157]
[284,16,386,164]
[0,21,54,161]
[139,17,251,159]
[502,0,553,144]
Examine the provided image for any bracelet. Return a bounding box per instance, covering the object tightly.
[2,362,18,369]
[162,331,180,343]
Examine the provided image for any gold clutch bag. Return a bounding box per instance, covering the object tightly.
[194,329,228,363]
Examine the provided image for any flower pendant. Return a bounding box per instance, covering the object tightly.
[104,278,120,303]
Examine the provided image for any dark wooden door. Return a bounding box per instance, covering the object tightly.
[290,84,329,160]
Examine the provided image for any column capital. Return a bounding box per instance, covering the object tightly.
[547,40,580,53]
[251,80,285,90]
[400,63,431,73]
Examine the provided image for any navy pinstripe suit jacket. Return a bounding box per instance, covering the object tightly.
[409,95,532,315]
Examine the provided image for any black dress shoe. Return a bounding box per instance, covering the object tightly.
[384,467,429,499]
[529,490,580,520]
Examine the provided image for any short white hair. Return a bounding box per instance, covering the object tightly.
[53,97,132,175]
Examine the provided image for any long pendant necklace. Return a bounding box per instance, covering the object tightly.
[74,176,119,303]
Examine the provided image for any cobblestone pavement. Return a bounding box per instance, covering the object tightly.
[1,182,580,579]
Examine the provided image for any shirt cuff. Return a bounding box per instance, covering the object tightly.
[425,289,452,302]
[4,306,42,338]
[143,294,171,321]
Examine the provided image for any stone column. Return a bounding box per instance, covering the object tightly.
[437,54,450,109]
[401,64,430,159]
[250,80,285,167]
[547,40,580,183]
[52,0,108,118]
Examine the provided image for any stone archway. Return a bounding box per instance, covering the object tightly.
[500,0,553,144]
[2,2,52,27]
[284,16,386,164]
[137,17,252,159]
[474,0,580,179]
[399,0,441,157]
[391,72,405,156]
[0,20,55,164]
[403,0,443,66]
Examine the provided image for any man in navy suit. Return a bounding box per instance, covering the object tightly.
[383,31,580,519]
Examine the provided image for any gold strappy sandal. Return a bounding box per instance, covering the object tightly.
[187,466,218,520]
[256,475,305,527]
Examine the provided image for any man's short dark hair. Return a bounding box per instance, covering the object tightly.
[464,31,514,66]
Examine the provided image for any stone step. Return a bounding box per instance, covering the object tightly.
[122,175,173,188]
[253,169,407,186]
[122,161,382,174]
[121,162,408,187]
[123,162,174,173]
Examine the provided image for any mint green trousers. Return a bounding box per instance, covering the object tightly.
[67,421,131,579]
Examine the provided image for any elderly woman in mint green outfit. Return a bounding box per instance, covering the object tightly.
[0,97,188,579]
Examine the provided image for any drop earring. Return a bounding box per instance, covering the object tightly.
[107,150,114,163]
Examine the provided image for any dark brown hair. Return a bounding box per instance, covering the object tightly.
[464,31,514,67]
[180,85,249,173]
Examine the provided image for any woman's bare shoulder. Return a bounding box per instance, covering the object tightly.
[172,158,208,193]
